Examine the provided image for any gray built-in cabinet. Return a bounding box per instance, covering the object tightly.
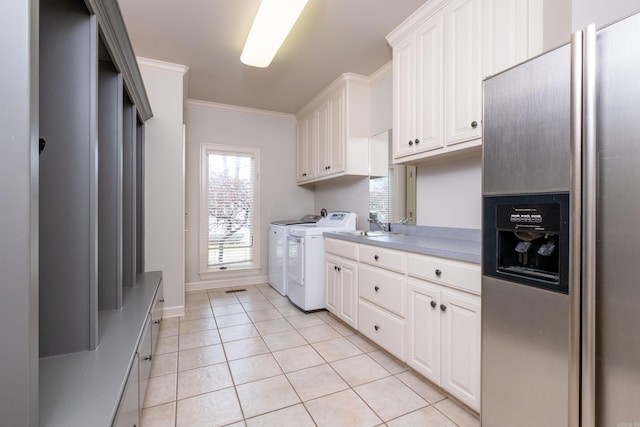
[1,0,160,425]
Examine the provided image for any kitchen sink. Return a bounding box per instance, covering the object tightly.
[363,231,406,237]
[337,230,405,237]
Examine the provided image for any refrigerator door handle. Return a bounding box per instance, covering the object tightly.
[581,23,598,427]
[569,27,583,427]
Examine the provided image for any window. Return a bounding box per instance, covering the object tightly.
[369,175,391,225]
[200,144,260,274]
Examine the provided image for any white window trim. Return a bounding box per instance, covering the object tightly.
[199,143,261,277]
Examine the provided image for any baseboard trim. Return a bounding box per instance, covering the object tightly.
[162,305,185,318]
[186,274,270,292]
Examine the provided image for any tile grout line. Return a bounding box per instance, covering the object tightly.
[149,285,475,426]
[209,297,248,425]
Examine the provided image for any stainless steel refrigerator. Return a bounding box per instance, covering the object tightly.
[482,11,640,427]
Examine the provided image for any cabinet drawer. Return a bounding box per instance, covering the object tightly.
[359,245,406,273]
[325,238,359,260]
[359,264,406,317]
[358,299,405,361]
[407,253,480,294]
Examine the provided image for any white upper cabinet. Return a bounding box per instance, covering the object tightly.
[387,0,542,164]
[296,74,369,184]
[296,117,315,181]
[393,12,445,159]
[482,0,543,78]
[445,0,482,146]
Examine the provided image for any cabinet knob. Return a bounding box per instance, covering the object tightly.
[374,255,379,261]
[337,266,341,272]
[374,325,380,331]
[153,320,161,325]
[430,300,437,308]
[440,304,447,312]
[374,285,380,292]
[435,269,442,277]
[415,138,420,145]
[471,121,478,129]
[159,299,165,303]
[143,355,153,361]
[302,173,307,177]
[408,140,414,146]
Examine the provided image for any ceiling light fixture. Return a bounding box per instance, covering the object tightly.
[240,0,309,68]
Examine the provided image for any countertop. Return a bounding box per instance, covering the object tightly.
[324,224,481,264]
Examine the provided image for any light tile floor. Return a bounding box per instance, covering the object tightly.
[141,283,480,427]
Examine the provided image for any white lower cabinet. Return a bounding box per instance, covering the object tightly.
[359,298,405,361]
[440,287,481,410]
[325,239,359,329]
[407,279,442,382]
[357,246,407,361]
[324,237,481,410]
[407,278,481,411]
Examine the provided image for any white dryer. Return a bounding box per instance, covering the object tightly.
[286,212,357,311]
[268,214,320,296]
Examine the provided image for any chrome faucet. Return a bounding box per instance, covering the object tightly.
[368,212,387,231]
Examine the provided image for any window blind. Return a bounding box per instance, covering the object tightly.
[206,151,255,268]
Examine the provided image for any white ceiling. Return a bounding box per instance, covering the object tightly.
[118,0,427,114]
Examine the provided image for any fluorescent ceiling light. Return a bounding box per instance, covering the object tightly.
[241,0,309,68]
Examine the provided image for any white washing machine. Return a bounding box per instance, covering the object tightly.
[286,211,357,311]
[268,215,320,296]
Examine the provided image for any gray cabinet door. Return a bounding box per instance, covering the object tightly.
[114,354,140,427]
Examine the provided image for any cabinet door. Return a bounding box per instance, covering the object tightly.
[296,120,310,181]
[444,0,482,145]
[328,88,345,174]
[325,256,339,315]
[482,0,543,78]
[339,258,358,329]
[297,114,317,182]
[113,354,140,427]
[406,279,442,384]
[440,288,481,410]
[392,34,417,159]
[415,12,445,153]
[317,101,330,176]
[138,314,153,411]
[306,114,318,180]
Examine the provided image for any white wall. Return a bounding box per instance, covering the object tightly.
[313,177,371,230]
[541,0,639,49]
[184,100,314,289]
[543,0,572,50]
[572,0,639,30]
[416,154,482,229]
[138,58,188,317]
